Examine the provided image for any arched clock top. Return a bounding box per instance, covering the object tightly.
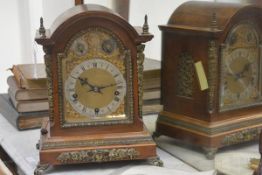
[160,1,262,38]
[164,1,243,32]
[220,5,262,42]
[35,4,153,47]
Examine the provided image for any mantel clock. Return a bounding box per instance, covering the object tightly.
[34,4,160,174]
[155,1,262,159]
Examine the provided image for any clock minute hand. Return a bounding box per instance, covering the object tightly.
[98,83,117,90]
[98,81,124,90]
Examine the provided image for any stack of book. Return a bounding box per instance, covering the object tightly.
[142,58,162,115]
[0,64,49,130]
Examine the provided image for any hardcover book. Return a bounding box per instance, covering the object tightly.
[7,76,47,101]
[8,89,48,113]
[10,64,47,89]
[143,89,160,101]
[0,94,48,130]
[143,69,160,90]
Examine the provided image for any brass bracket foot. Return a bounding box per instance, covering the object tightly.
[203,147,218,160]
[34,163,50,175]
[36,140,40,150]
[148,156,164,167]
[152,132,161,140]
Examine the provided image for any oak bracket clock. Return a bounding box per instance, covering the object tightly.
[155,1,262,159]
[34,4,161,174]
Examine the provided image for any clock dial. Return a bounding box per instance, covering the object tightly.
[65,59,126,118]
[220,23,261,111]
[72,38,88,56]
[61,27,131,125]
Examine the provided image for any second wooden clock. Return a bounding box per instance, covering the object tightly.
[155,1,262,159]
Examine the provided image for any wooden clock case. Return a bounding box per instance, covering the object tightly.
[155,1,262,159]
[34,4,160,174]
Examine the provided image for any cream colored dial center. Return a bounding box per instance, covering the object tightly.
[65,59,126,118]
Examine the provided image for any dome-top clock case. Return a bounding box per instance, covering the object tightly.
[34,4,161,174]
[155,1,262,159]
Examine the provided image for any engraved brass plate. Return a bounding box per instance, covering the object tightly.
[58,27,134,127]
[220,22,262,111]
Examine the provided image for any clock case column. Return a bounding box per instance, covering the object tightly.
[155,1,262,159]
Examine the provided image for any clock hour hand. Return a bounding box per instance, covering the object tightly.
[226,63,251,81]
[78,77,96,89]
[238,63,251,79]
[230,63,251,81]
[78,77,93,88]
[78,77,103,94]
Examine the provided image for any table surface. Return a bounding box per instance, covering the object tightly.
[1,112,256,175]
[0,113,208,175]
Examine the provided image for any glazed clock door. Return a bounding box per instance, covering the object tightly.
[59,27,133,127]
[220,22,262,111]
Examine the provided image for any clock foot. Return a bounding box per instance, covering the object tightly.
[36,140,40,150]
[148,156,164,167]
[152,131,161,140]
[203,147,218,160]
[34,163,50,175]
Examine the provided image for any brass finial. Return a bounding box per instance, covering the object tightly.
[39,17,46,38]
[211,12,218,30]
[142,15,149,34]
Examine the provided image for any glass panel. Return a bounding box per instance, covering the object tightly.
[220,23,261,111]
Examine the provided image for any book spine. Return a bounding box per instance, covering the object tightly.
[17,117,43,130]
[0,94,19,129]
[10,65,25,89]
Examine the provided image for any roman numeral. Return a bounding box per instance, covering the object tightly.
[114,97,120,102]
[117,85,123,89]
[70,75,77,79]
[82,106,87,113]
[68,88,74,92]
[95,108,99,115]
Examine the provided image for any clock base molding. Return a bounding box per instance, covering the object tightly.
[36,119,159,173]
[155,111,262,159]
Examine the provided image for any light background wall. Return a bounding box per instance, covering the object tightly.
[0,0,245,93]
